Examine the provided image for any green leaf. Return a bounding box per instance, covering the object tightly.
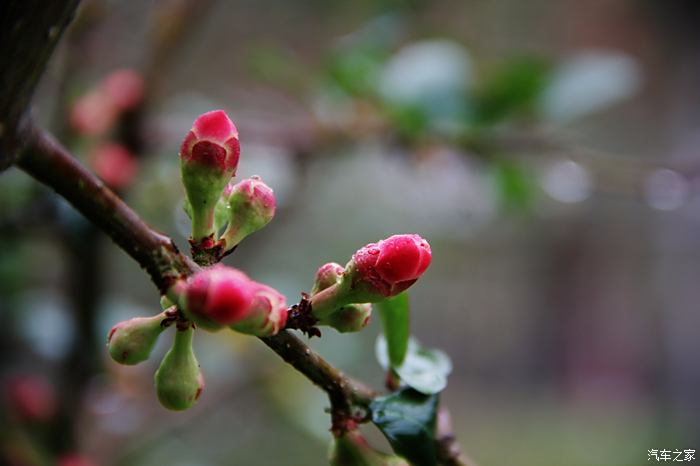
[376,336,452,395]
[370,388,439,466]
[375,292,410,368]
[491,159,536,212]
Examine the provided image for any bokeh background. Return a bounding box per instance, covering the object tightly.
[2,0,700,465]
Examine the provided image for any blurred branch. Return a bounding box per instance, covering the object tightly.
[0,0,81,171]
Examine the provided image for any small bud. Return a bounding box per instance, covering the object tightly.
[230,284,288,336]
[154,326,204,411]
[309,263,371,332]
[310,234,431,316]
[311,262,345,295]
[183,264,255,329]
[330,430,409,466]
[4,375,56,423]
[107,311,170,365]
[221,176,276,249]
[325,304,372,333]
[89,143,138,190]
[70,90,117,136]
[347,234,431,300]
[180,110,240,240]
[101,69,144,112]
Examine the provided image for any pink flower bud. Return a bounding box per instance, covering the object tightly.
[230,283,288,336]
[70,90,117,136]
[89,143,138,189]
[101,69,144,111]
[4,375,56,423]
[350,234,431,298]
[180,110,241,240]
[311,262,345,294]
[222,176,276,249]
[180,110,240,173]
[184,265,255,328]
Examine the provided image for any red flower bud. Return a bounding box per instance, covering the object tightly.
[89,143,138,189]
[180,110,241,240]
[184,265,255,328]
[222,176,276,249]
[350,234,431,298]
[4,375,56,423]
[230,283,288,336]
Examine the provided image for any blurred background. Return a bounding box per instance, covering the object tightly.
[2,0,700,465]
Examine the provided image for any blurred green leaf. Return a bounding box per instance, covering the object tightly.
[384,103,428,141]
[491,159,536,212]
[326,45,387,98]
[473,58,550,125]
[376,292,410,367]
[371,388,439,466]
[245,43,308,91]
[376,336,452,395]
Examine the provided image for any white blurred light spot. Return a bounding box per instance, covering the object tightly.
[542,50,642,122]
[645,168,688,211]
[379,39,472,105]
[18,291,74,360]
[541,160,592,203]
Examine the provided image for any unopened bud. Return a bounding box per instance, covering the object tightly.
[154,326,204,411]
[310,234,431,317]
[230,284,288,336]
[346,234,431,300]
[180,110,240,240]
[325,303,372,333]
[330,430,409,466]
[182,264,255,329]
[221,176,276,249]
[309,263,371,332]
[101,68,144,112]
[311,262,344,295]
[107,311,170,365]
[89,143,138,190]
[70,90,117,136]
[4,375,56,423]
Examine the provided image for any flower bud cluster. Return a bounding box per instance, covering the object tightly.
[309,234,431,332]
[69,69,144,190]
[179,111,275,262]
[181,264,287,335]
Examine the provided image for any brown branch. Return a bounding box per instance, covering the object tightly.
[15,122,375,427]
[0,0,81,171]
[18,125,195,294]
[261,330,375,434]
